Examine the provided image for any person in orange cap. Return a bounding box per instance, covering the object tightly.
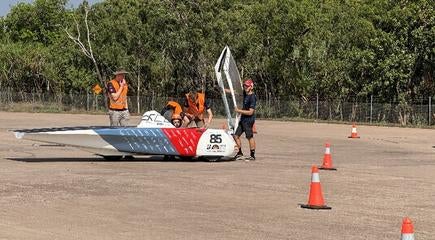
[161,99,188,128]
[234,78,257,161]
[171,113,183,128]
[107,69,130,127]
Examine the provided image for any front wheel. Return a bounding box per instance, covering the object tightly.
[179,156,194,161]
[205,157,222,162]
[102,155,123,161]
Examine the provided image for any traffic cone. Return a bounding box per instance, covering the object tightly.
[401,217,415,240]
[319,142,337,170]
[253,123,258,134]
[348,123,360,138]
[300,165,331,210]
[221,122,228,130]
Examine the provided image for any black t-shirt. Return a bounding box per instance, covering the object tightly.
[240,92,256,122]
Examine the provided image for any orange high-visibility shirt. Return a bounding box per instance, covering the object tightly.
[108,79,128,110]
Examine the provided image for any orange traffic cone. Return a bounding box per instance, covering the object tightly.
[401,217,415,240]
[300,165,331,210]
[253,123,258,134]
[319,142,337,170]
[348,123,360,138]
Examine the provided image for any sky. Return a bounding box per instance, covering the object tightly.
[0,0,103,17]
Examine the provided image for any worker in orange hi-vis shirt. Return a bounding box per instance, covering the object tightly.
[107,69,130,127]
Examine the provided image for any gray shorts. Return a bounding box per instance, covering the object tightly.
[109,110,130,127]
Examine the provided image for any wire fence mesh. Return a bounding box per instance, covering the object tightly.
[1,91,434,127]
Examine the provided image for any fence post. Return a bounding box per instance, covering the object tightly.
[429,96,432,126]
[370,95,373,124]
[316,93,319,120]
[95,94,99,111]
[151,91,155,110]
[137,95,140,114]
[87,93,90,111]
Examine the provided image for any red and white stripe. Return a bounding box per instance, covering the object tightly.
[311,170,320,183]
[351,126,357,133]
[325,143,331,154]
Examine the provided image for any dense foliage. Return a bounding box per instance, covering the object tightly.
[0,0,434,103]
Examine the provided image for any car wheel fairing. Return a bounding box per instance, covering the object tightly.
[196,129,237,158]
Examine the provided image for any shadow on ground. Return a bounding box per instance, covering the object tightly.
[6,156,234,163]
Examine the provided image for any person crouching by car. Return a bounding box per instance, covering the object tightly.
[183,89,213,128]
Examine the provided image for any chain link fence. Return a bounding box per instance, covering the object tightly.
[1,91,434,127]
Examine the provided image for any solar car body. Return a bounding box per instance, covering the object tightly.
[12,46,242,161]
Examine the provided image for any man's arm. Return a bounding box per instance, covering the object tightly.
[204,108,213,128]
[223,88,243,98]
[109,80,126,101]
[203,98,213,128]
[235,95,256,116]
[235,107,254,116]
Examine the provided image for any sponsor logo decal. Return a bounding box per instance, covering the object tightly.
[206,144,226,153]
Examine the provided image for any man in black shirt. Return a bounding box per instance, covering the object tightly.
[234,79,257,161]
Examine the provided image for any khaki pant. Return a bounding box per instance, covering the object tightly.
[109,110,130,127]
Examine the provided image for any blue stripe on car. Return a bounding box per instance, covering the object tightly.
[95,128,178,155]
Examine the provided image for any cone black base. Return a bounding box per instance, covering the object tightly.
[348,136,360,138]
[299,204,332,210]
[318,167,337,171]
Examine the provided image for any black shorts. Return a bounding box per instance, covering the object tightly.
[235,120,255,139]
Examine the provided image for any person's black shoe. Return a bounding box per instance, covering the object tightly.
[235,153,243,160]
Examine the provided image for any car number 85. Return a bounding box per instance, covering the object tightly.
[210,134,222,143]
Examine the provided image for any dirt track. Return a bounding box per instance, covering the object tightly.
[0,111,434,239]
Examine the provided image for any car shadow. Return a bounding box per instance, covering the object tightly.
[6,156,233,163]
